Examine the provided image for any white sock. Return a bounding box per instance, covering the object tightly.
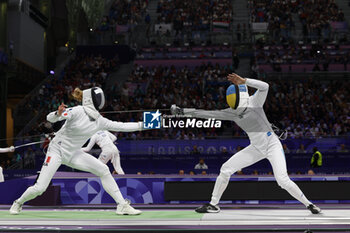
[17,186,41,204]
[100,173,126,205]
[210,173,230,206]
[284,180,312,206]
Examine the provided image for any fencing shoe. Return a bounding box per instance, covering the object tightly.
[307,204,321,214]
[116,200,142,215]
[195,203,220,213]
[9,200,23,215]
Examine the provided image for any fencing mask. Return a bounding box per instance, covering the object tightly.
[82,87,105,119]
[226,84,249,115]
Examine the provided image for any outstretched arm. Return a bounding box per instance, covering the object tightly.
[102,117,144,132]
[171,105,235,121]
[171,73,269,121]
[183,108,235,121]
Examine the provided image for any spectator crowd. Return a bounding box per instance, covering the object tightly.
[14,57,349,142]
[97,0,149,32]
[14,54,120,138]
[156,0,233,42]
[157,0,232,25]
[250,0,346,42]
[253,40,350,72]
[106,63,349,140]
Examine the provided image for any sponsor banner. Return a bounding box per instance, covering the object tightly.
[116,137,349,155]
[2,174,350,204]
[118,138,247,155]
[13,137,350,156]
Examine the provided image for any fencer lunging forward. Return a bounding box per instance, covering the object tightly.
[171,73,321,214]
[0,146,15,182]
[10,87,145,215]
[82,130,125,175]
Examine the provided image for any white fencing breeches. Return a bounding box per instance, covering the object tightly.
[17,144,126,205]
[0,166,4,182]
[210,137,312,207]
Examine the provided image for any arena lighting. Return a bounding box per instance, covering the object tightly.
[89,28,93,32]
[114,41,118,44]
[49,70,54,75]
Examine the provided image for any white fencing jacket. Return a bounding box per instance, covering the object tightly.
[47,105,142,159]
[183,78,276,153]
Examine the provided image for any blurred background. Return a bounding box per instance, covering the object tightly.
[0,0,349,179]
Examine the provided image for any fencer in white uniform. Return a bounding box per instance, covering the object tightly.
[0,146,15,182]
[10,87,144,215]
[82,130,125,175]
[171,73,321,214]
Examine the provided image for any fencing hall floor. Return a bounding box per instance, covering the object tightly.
[0,204,349,232]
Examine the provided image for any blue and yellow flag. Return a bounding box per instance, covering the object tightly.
[226,85,239,109]
[226,85,248,109]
